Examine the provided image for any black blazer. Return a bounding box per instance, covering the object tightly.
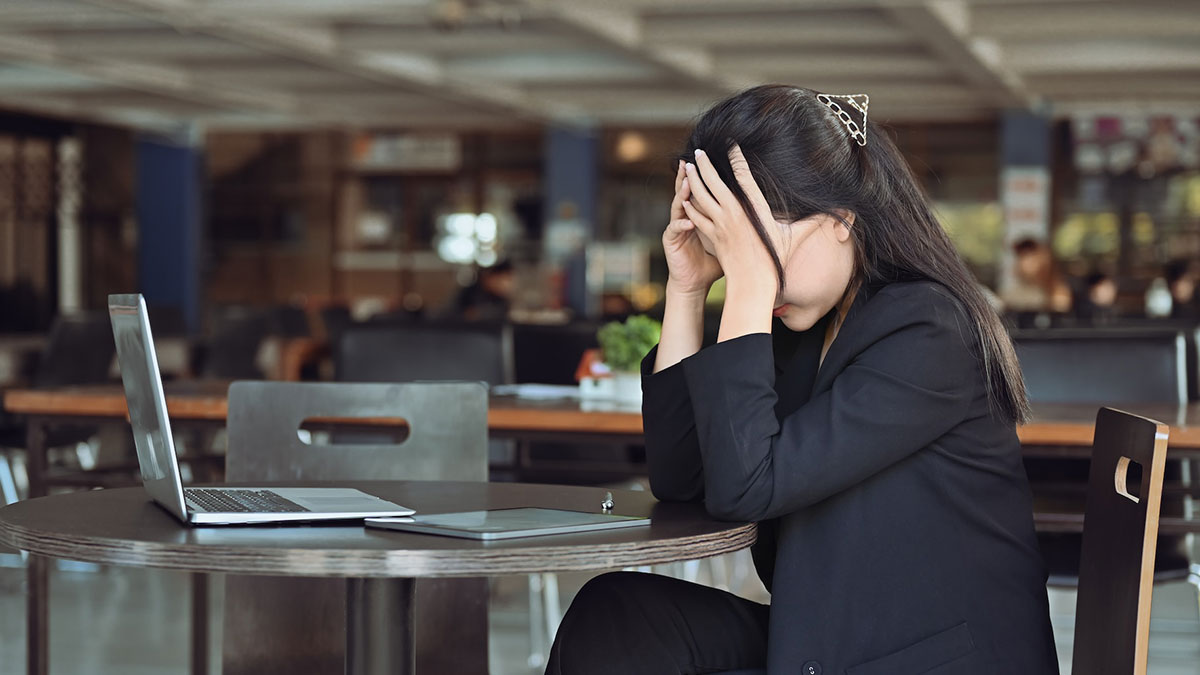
[642,281,1059,675]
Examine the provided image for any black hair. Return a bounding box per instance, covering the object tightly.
[1084,272,1111,289]
[1165,259,1193,286]
[679,84,1030,422]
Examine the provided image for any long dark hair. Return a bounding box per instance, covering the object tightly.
[681,84,1029,422]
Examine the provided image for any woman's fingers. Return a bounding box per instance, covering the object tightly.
[673,159,685,194]
[681,199,715,237]
[692,149,736,207]
[728,144,773,220]
[669,176,691,221]
[683,161,722,218]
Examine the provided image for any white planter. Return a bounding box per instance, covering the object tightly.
[611,371,642,406]
[579,376,615,401]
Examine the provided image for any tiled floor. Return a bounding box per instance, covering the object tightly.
[1,550,1198,674]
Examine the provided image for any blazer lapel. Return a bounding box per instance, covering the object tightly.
[812,282,886,394]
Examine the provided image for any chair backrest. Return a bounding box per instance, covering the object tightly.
[146,305,188,337]
[225,381,487,482]
[335,321,512,386]
[1071,407,1169,675]
[512,321,599,385]
[202,307,268,379]
[1014,330,1187,404]
[222,381,489,675]
[268,305,311,338]
[34,312,116,387]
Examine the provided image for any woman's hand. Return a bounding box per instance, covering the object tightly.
[663,160,724,299]
[681,145,782,341]
[681,146,781,298]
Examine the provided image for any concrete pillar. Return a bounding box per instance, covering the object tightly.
[56,136,83,314]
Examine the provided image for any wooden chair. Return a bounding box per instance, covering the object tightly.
[217,381,489,675]
[1071,407,1170,674]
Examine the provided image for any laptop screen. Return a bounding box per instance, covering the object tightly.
[108,294,188,521]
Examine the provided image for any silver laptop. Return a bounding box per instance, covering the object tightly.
[108,293,415,526]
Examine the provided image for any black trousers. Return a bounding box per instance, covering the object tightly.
[545,571,770,675]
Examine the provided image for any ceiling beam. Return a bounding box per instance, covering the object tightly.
[643,11,914,48]
[881,0,1034,109]
[974,3,1200,41]
[535,2,745,93]
[78,0,567,124]
[0,32,300,115]
[339,24,582,56]
[716,51,950,81]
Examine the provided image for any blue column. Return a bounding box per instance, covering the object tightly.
[1001,110,1051,168]
[543,125,598,316]
[136,131,202,333]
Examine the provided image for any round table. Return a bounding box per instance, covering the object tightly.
[0,480,756,675]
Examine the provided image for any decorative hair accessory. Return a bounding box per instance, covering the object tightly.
[816,93,869,147]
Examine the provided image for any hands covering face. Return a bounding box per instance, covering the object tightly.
[679,145,787,296]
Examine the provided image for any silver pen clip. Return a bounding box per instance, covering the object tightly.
[601,491,614,512]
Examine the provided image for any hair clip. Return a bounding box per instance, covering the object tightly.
[816,93,869,147]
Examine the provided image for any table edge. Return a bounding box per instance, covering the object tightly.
[0,518,757,578]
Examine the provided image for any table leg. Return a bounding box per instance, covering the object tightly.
[25,419,49,675]
[346,578,414,675]
[27,554,48,675]
[191,573,209,675]
[26,418,47,499]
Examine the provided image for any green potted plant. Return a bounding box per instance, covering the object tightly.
[594,315,662,404]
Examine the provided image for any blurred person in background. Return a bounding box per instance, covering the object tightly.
[1002,238,1073,315]
[1166,259,1199,321]
[1074,271,1119,325]
[443,259,515,321]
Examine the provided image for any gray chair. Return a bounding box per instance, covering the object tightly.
[335,320,513,385]
[219,381,489,675]
[1014,329,1188,405]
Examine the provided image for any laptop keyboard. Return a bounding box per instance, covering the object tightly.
[185,488,309,514]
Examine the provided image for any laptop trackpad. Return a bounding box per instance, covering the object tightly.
[269,487,405,512]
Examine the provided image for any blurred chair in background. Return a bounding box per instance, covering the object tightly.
[198,306,268,379]
[0,312,116,500]
[336,320,512,385]
[1014,330,1188,406]
[512,321,599,386]
[220,381,489,675]
[266,304,311,338]
[146,305,188,337]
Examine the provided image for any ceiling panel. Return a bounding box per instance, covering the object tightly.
[0,0,1191,130]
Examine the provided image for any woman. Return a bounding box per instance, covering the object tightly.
[546,86,1058,674]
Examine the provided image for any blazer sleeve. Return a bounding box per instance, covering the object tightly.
[680,289,978,522]
[641,346,706,502]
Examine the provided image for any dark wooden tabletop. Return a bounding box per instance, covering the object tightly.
[6,384,1200,448]
[0,481,756,578]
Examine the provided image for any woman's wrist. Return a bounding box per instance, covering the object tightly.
[665,279,713,303]
[717,279,775,342]
[655,281,710,373]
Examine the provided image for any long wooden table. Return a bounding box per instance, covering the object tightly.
[6,384,1200,449]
